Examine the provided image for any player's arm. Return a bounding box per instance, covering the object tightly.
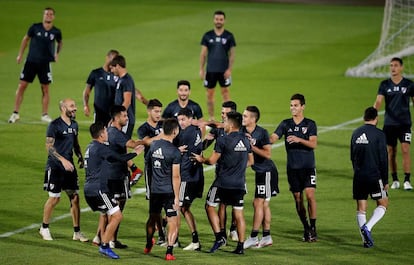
[82,84,92,117]
[251,143,271,160]
[172,163,181,208]
[135,88,148,105]
[199,45,208,79]
[55,39,63,62]
[126,139,145,149]
[73,135,84,168]
[16,35,30,64]
[192,151,221,165]
[122,91,132,110]
[373,94,384,110]
[269,133,280,144]
[46,137,74,172]
[247,152,254,167]
[287,135,317,149]
[225,46,235,79]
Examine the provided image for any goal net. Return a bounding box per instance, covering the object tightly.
[346,0,414,78]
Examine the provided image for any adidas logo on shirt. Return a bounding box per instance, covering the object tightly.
[355,133,369,144]
[234,140,247,151]
[152,148,164,159]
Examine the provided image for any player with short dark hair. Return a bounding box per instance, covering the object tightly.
[137,99,166,244]
[84,122,144,259]
[193,111,254,255]
[40,98,88,242]
[351,107,389,248]
[162,80,204,121]
[200,10,236,121]
[144,118,181,261]
[9,7,63,123]
[374,57,414,190]
[203,100,239,241]
[104,105,144,248]
[242,106,279,249]
[270,93,318,242]
[176,108,204,251]
[83,49,119,125]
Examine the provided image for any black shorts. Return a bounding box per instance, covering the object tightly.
[287,168,317,193]
[179,181,199,206]
[217,188,245,209]
[254,167,279,199]
[21,61,52,84]
[85,192,120,215]
[204,72,231,89]
[206,180,220,206]
[383,125,411,146]
[94,105,112,126]
[43,166,79,195]
[108,178,129,201]
[149,193,178,217]
[353,178,388,201]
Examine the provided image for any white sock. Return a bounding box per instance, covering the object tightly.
[366,206,386,231]
[356,211,366,228]
[356,211,366,241]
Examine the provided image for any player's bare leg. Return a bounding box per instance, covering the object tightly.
[206,89,215,121]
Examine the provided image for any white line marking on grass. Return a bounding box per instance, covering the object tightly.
[0,112,382,238]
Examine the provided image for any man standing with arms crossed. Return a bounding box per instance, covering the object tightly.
[351,107,389,248]
[200,10,236,121]
[374,57,414,190]
[9,7,63,123]
[270,93,318,242]
[40,98,88,242]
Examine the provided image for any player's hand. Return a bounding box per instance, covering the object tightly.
[16,55,23,64]
[61,159,74,172]
[199,69,205,80]
[178,145,188,153]
[134,145,145,155]
[191,152,203,163]
[77,157,84,169]
[84,105,90,117]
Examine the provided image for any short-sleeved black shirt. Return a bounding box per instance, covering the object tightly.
[27,23,62,63]
[176,125,203,182]
[86,67,117,114]
[137,121,163,155]
[242,125,276,173]
[115,73,136,123]
[107,126,130,179]
[377,77,414,126]
[162,99,203,120]
[145,139,181,194]
[46,117,78,170]
[274,118,317,169]
[200,29,236,72]
[214,131,251,189]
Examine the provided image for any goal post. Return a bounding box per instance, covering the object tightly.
[346,0,414,78]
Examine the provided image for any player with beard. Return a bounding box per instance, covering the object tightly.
[200,10,236,121]
[9,7,63,123]
[40,98,88,242]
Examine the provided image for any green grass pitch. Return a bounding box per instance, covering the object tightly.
[0,0,413,264]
